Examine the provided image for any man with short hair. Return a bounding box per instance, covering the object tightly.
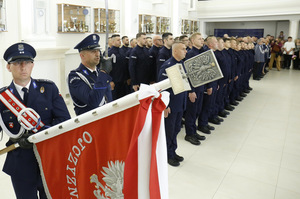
[149,35,163,82]
[179,35,191,51]
[158,42,187,167]
[0,42,70,198]
[146,37,153,49]
[121,36,130,54]
[129,32,152,91]
[156,32,174,79]
[108,34,129,100]
[283,36,295,69]
[68,34,112,115]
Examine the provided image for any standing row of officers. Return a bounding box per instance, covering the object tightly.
[68,32,255,167]
[0,31,255,198]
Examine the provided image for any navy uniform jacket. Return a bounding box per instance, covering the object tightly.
[156,46,172,77]
[121,45,129,55]
[158,57,187,113]
[215,50,229,86]
[108,46,128,83]
[185,47,205,93]
[128,45,152,85]
[228,48,238,77]
[68,64,112,116]
[0,79,70,182]
[149,45,161,82]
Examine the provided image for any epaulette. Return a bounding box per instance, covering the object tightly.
[36,79,54,84]
[0,87,7,94]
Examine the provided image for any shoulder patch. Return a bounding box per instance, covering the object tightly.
[36,79,54,84]
[0,87,7,94]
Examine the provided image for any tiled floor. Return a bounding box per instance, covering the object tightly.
[1,69,300,198]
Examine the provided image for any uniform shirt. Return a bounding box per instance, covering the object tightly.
[68,64,112,116]
[228,48,238,77]
[108,46,128,83]
[149,45,161,82]
[158,56,187,113]
[128,45,152,85]
[121,45,129,55]
[215,50,230,86]
[0,79,70,181]
[156,46,172,77]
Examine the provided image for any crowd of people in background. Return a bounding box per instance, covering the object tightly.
[97,30,298,167]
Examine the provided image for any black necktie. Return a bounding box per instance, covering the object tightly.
[22,87,29,105]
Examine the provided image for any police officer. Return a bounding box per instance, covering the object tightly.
[0,42,71,198]
[156,32,174,79]
[184,33,206,146]
[121,36,130,54]
[129,32,152,91]
[158,42,187,167]
[108,34,129,100]
[68,34,112,116]
[149,35,163,82]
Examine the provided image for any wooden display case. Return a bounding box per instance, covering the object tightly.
[57,4,91,33]
[94,8,120,33]
[139,14,156,34]
[181,19,191,35]
[156,16,171,34]
[0,0,7,32]
[191,20,199,34]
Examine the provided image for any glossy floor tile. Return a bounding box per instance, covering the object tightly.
[1,69,300,198]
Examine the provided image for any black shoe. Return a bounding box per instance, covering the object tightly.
[230,101,239,106]
[247,87,253,90]
[197,125,211,134]
[243,89,250,93]
[218,111,227,118]
[168,158,180,167]
[225,104,235,111]
[224,110,230,115]
[240,93,247,97]
[208,118,221,125]
[216,116,224,122]
[207,124,215,130]
[194,133,206,140]
[185,135,201,145]
[236,96,243,101]
[175,153,184,162]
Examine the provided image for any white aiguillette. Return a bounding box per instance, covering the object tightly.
[166,63,191,95]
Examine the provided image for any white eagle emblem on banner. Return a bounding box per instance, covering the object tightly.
[90,161,124,199]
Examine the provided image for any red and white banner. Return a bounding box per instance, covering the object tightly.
[33,85,170,199]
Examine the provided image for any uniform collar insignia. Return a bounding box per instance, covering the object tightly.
[33,81,37,89]
[83,69,89,75]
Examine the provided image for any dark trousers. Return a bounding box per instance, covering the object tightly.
[284,54,292,69]
[112,81,127,100]
[11,175,47,199]
[165,111,184,159]
[185,91,204,136]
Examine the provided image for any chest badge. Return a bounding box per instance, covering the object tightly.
[9,122,14,128]
[40,86,45,93]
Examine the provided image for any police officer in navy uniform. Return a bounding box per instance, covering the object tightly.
[129,32,152,92]
[156,32,174,79]
[184,33,206,146]
[0,42,71,198]
[158,42,187,167]
[68,34,112,116]
[108,34,129,100]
